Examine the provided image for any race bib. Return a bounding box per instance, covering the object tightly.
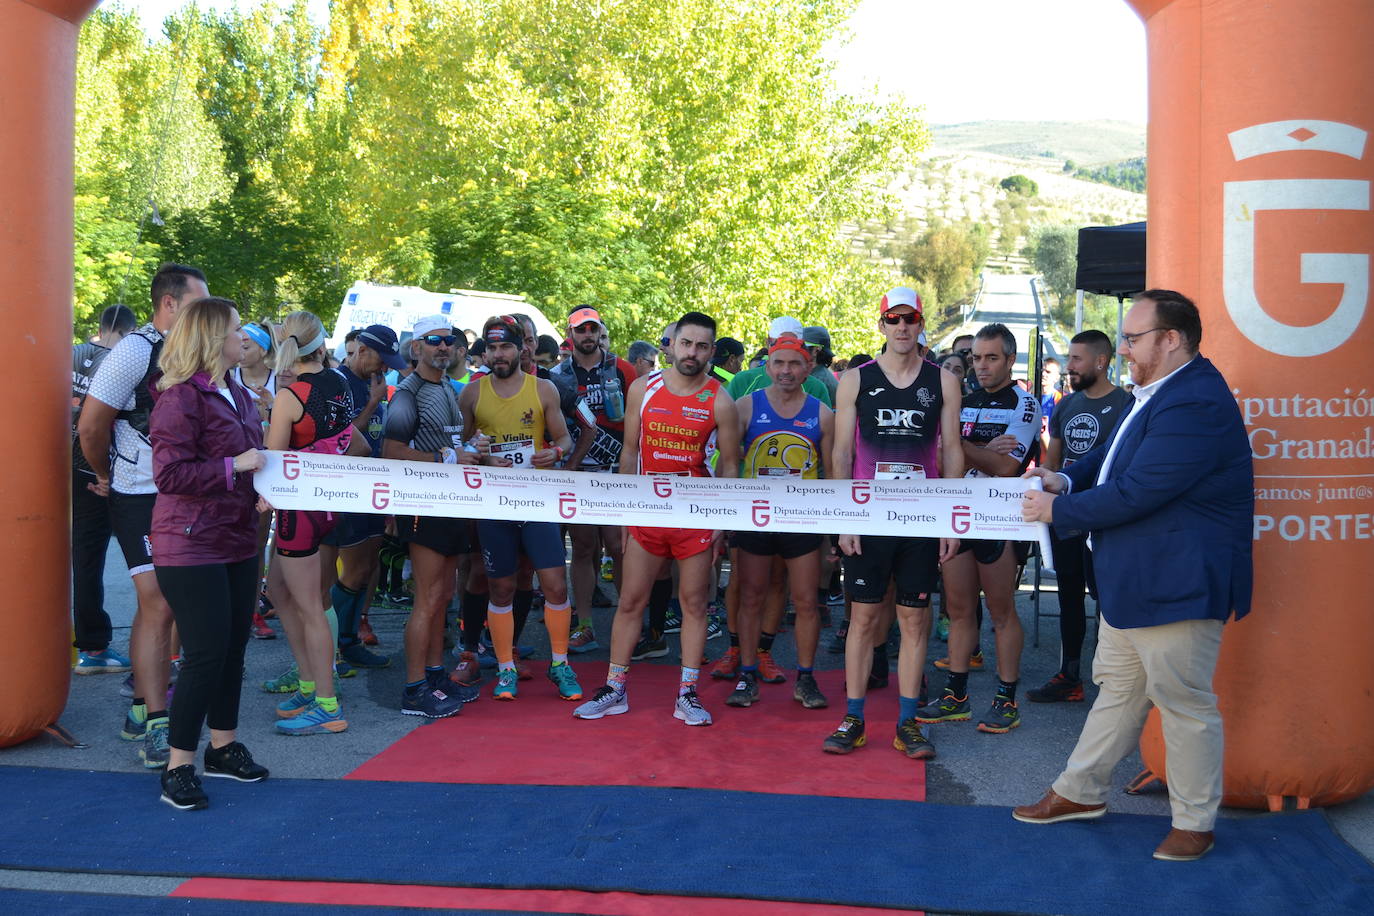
[875,462,925,480]
[758,466,802,477]
[492,438,535,467]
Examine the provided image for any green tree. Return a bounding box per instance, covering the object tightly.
[902,221,989,314]
[1025,224,1080,325]
[999,174,1039,197]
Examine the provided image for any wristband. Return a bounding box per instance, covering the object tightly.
[553,445,564,461]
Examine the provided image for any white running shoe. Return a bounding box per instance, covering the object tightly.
[573,685,629,719]
[674,688,713,726]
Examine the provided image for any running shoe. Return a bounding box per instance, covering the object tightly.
[250,611,275,640]
[976,697,1022,734]
[673,688,713,726]
[1027,673,1085,703]
[74,648,131,674]
[160,764,208,811]
[141,717,170,769]
[827,623,848,654]
[515,658,534,681]
[121,705,147,741]
[402,684,462,719]
[726,670,760,708]
[258,590,275,618]
[547,662,584,701]
[934,650,983,670]
[358,615,379,646]
[387,590,413,607]
[334,652,357,679]
[449,650,482,687]
[915,688,972,724]
[756,650,786,684]
[792,672,828,709]
[426,668,479,705]
[119,673,134,698]
[493,668,519,700]
[705,616,726,641]
[631,630,668,660]
[935,614,950,642]
[662,607,683,634]
[568,624,600,654]
[203,741,269,782]
[894,718,937,759]
[709,646,740,680]
[276,690,316,719]
[822,714,866,754]
[340,643,391,669]
[573,685,629,719]
[475,643,498,670]
[276,701,349,735]
[262,664,300,694]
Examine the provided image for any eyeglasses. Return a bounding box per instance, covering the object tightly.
[420,334,459,347]
[882,313,920,326]
[1119,327,1168,349]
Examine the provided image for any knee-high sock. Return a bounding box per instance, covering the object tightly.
[512,589,534,643]
[488,603,515,665]
[648,577,672,633]
[461,590,488,651]
[544,599,572,661]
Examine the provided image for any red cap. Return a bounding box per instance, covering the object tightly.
[768,338,810,358]
[568,306,605,330]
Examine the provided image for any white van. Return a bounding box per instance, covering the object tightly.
[329,283,560,353]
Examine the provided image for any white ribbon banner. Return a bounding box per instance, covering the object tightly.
[256,452,1052,554]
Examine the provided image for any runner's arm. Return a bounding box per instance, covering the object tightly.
[830,368,859,478]
[617,376,648,475]
[712,391,739,479]
[381,388,437,462]
[77,397,119,488]
[264,387,304,451]
[1044,437,1064,472]
[818,403,835,480]
[532,379,573,468]
[938,369,965,479]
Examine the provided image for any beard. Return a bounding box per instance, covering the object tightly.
[676,357,704,377]
[575,336,599,355]
[1070,370,1097,391]
[423,352,450,371]
[492,360,517,379]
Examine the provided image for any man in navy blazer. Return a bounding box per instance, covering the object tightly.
[1010,290,1253,863]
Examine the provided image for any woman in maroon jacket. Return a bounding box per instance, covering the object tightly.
[149,297,268,810]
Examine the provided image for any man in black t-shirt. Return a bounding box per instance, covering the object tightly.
[1027,329,1133,703]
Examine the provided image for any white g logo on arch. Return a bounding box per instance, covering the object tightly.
[1223,120,1369,357]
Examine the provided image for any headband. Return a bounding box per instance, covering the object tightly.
[768,337,809,358]
[242,323,272,352]
[484,322,523,346]
[289,330,326,356]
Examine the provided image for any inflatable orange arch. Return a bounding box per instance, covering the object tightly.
[2,0,1371,810]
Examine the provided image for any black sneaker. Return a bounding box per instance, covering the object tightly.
[893,718,937,759]
[427,668,479,705]
[662,609,683,634]
[203,741,269,783]
[822,714,866,754]
[792,671,829,709]
[726,670,760,708]
[402,684,462,719]
[631,630,668,660]
[160,764,209,810]
[977,697,1022,734]
[340,642,391,669]
[1027,673,1084,703]
[915,688,972,723]
[827,623,848,654]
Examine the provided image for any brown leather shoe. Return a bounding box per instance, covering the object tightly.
[1012,789,1107,824]
[1153,828,1215,861]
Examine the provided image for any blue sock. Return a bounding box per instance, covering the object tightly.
[740,665,758,674]
[404,679,425,692]
[846,697,865,719]
[899,695,920,722]
[797,666,813,675]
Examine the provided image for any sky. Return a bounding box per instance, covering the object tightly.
[127,0,1148,124]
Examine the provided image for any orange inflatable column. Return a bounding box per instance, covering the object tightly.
[0,0,101,747]
[1129,0,1374,807]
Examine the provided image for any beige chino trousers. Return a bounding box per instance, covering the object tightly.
[1053,616,1225,832]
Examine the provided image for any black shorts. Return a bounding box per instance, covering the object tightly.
[733,530,822,560]
[109,490,156,577]
[397,515,471,558]
[843,536,938,607]
[477,520,565,579]
[957,538,1008,565]
[321,512,386,549]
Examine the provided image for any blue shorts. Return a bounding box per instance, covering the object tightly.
[477,520,565,579]
[321,512,386,549]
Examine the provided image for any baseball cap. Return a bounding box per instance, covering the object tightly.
[413,314,453,338]
[767,316,804,340]
[802,326,831,348]
[768,337,809,358]
[568,306,605,330]
[356,324,408,371]
[880,287,923,317]
[715,337,745,358]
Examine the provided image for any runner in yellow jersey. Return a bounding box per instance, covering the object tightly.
[457,318,580,703]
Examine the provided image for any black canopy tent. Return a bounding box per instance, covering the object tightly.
[1075,221,1147,297]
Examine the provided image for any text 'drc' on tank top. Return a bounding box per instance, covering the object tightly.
[742,393,823,479]
[474,372,546,469]
[853,359,943,480]
[637,372,722,477]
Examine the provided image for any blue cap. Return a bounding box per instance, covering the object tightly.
[356,324,408,371]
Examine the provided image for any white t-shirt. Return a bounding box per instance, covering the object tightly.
[86,323,163,495]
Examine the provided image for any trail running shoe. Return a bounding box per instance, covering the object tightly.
[262,664,300,694]
[915,689,972,724]
[894,718,937,759]
[340,643,391,669]
[793,672,828,709]
[568,624,600,654]
[141,717,170,769]
[160,764,208,811]
[726,670,760,708]
[547,662,584,701]
[74,648,132,674]
[935,650,983,670]
[402,684,462,719]
[673,688,713,726]
[250,611,275,640]
[276,700,349,735]
[334,652,357,679]
[427,668,479,705]
[631,630,668,660]
[756,650,786,684]
[1027,673,1085,703]
[573,685,629,719]
[514,658,534,682]
[976,697,1022,734]
[822,714,866,754]
[493,668,519,701]
[358,615,379,646]
[121,705,147,741]
[710,646,740,680]
[276,690,316,719]
[203,741,269,782]
[449,651,482,687]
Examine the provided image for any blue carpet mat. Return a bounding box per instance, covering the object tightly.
[0,887,531,914]
[1,766,1370,916]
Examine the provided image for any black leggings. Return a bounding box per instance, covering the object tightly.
[156,558,258,752]
[1050,532,1097,672]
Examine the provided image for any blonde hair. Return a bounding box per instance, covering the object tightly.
[273,310,327,372]
[157,297,239,390]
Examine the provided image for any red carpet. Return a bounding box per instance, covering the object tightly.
[349,664,925,801]
[175,877,912,914]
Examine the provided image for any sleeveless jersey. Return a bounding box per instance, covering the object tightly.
[853,359,944,480]
[473,371,546,469]
[637,372,722,477]
[742,391,823,479]
[285,369,355,455]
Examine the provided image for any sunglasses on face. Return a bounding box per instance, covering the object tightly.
[420,334,459,346]
[882,313,920,326]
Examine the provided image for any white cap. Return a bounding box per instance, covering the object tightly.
[767,316,804,341]
[413,314,452,337]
